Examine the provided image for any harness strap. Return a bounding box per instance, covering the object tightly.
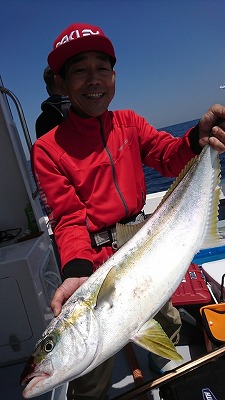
[90,211,146,248]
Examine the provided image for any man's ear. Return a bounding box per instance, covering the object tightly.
[113,69,116,82]
[54,74,68,96]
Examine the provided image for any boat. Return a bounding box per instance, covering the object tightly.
[0,80,68,400]
[0,81,225,400]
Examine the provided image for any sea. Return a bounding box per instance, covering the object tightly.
[144,118,225,194]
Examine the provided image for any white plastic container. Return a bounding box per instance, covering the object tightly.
[202,259,225,302]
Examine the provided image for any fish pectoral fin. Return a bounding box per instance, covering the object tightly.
[132,319,183,361]
[95,267,116,309]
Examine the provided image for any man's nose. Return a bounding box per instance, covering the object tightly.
[86,68,101,84]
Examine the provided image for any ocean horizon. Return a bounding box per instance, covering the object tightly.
[144,118,225,194]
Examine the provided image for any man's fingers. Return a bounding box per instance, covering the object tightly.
[50,277,89,317]
[209,135,225,154]
[51,286,66,316]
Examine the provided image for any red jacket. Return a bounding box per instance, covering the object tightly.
[31,109,196,272]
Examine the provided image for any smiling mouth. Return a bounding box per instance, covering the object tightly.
[84,93,104,99]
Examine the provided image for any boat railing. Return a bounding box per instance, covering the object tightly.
[0,83,40,200]
[0,85,33,152]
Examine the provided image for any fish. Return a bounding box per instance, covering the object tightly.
[21,144,224,398]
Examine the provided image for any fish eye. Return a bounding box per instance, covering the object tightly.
[43,337,55,353]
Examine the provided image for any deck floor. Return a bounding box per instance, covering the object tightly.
[0,315,206,400]
[108,342,206,400]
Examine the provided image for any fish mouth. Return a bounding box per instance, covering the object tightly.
[21,371,50,387]
[21,372,51,398]
[20,354,53,393]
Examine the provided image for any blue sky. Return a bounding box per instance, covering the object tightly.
[1,0,225,150]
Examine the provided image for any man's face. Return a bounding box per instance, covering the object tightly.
[58,52,115,118]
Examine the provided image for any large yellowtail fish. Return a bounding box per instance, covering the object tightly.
[21,144,224,398]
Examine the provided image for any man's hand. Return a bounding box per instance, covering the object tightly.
[51,277,88,317]
[199,104,225,153]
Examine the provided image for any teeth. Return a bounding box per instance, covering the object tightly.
[86,93,103,99]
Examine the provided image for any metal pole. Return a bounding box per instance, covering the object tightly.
[0,86,33,152]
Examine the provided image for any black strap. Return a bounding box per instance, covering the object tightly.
[119,210,146,224]
[90,211,146,248]
[220,274,225,302]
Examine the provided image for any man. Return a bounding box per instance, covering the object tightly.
[31,23,225,399]
[35,66,71,138]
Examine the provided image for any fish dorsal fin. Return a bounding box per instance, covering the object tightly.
[116,220,146,249]
[156,151,201,211]
[132,318,182,361]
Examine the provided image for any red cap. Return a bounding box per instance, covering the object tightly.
[48,23,116,74]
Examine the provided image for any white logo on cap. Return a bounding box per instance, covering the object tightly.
[56,29,100,48]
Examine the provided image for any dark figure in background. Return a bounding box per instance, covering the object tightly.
[35,66,71,138]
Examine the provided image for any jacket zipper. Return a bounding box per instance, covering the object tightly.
[98,116,129,218]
